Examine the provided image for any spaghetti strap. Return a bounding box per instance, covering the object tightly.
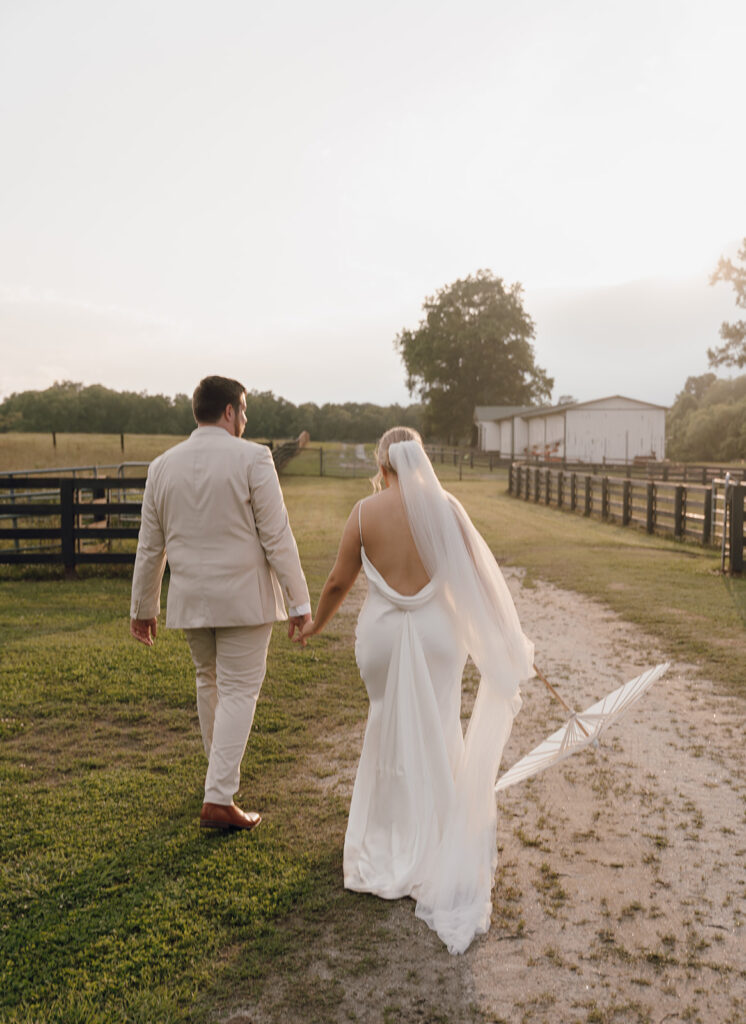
[358,500,364,546]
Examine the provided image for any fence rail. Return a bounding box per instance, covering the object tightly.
[514,458,746,484]
[509,464,745,573]
[0,477,147,573]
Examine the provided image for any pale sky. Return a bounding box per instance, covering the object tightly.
[1,0,744,410]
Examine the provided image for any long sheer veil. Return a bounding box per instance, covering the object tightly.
[388,440,534,953]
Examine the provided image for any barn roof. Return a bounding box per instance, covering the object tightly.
[475,395,667,423]
[521,395,668,418]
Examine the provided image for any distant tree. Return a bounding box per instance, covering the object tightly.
[0,410,23,432]
[709,238,746,369]
[666,372,746,461]
[0,382,425,441]
[395,270,553,443]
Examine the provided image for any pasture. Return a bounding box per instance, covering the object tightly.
[1,465,744,1023]
[0,433,186,473]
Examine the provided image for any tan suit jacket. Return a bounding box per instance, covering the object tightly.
[130,426,309,628]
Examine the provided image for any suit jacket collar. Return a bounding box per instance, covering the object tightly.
[192,426,233,439]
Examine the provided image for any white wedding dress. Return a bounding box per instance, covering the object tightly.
[343,442,534,955]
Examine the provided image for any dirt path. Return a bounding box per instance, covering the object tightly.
[230,572,746,1024]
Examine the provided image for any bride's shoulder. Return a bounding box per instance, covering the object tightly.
[351,490,389,522]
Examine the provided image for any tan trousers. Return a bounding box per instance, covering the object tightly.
[184,623,273,805]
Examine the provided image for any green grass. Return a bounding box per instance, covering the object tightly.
[0,432,186,472]
[0,474,744,1022]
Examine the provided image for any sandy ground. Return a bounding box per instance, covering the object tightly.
[227,571,746,1024]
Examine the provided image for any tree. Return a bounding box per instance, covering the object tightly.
[666,372,746,462]
[708,238,746,368]
[395,270,553,443]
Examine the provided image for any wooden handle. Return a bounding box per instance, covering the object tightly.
[532,662,589,737]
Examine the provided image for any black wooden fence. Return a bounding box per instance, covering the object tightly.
[0,477,146,574]
[509,464,745,573]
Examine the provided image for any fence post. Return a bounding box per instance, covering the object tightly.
[545,470,551,505]
[93,485,106,524]
[584,475,592,517]
[646,482,656,534]
[674,485,685,539]
[570,473,577,511]
[601,476,610,520]
[622,479,631,525]
[534,468,541,503]
[557,470,564,508]
[702,486,713,545]
[60,479,76,577]
[319,448,324,477]
[9,475,20,553]
[729,484,744,573]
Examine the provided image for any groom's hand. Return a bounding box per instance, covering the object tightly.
[130,617,158,646]
[288,612,311,645]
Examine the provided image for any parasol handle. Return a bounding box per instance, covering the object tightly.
[533,662,590,737]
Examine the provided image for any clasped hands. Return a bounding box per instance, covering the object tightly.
[288,613,315,647]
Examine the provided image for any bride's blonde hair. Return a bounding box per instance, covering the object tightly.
[371,426,423,492]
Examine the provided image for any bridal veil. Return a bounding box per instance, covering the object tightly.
[388,440,534,953]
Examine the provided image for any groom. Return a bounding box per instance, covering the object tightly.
[130,375,310,831]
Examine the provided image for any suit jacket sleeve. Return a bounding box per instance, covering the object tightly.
[130,466,168,620]
[249,445,310,612]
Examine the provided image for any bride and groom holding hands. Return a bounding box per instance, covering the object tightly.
[130,374,534,954]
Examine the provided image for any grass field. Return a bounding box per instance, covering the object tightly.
[0,433,187,472]
[1,471,744,1022]
[0,433,498,483]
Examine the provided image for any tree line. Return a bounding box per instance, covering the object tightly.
[666,373,746,462]
[0,380,424,442]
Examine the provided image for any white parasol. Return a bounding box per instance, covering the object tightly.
[495,662,670,792]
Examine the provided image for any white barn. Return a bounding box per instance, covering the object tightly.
[474,396,667,464]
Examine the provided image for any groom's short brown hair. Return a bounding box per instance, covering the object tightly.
[192,376,247,424]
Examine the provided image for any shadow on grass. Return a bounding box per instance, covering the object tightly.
[1,785,324,1022]
[721,574,746,629]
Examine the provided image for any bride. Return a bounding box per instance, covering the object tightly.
[299,427,534,953]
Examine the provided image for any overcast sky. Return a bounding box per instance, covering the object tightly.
[1,0,744,410]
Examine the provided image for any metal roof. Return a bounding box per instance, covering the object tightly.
[475,395,667,422]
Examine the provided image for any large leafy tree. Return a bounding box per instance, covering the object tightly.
[666,372,746,461]
[709,238,746,368]
[395,270,553,443]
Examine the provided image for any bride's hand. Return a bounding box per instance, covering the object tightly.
[288,614,315,647]
[297,618,316,645]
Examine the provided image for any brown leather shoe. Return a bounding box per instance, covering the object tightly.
[199,802,261,832]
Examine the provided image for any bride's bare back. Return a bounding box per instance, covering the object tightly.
[360,481,430,596]
[302,467,430,639]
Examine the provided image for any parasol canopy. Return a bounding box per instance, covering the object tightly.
[495,662,670,792]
